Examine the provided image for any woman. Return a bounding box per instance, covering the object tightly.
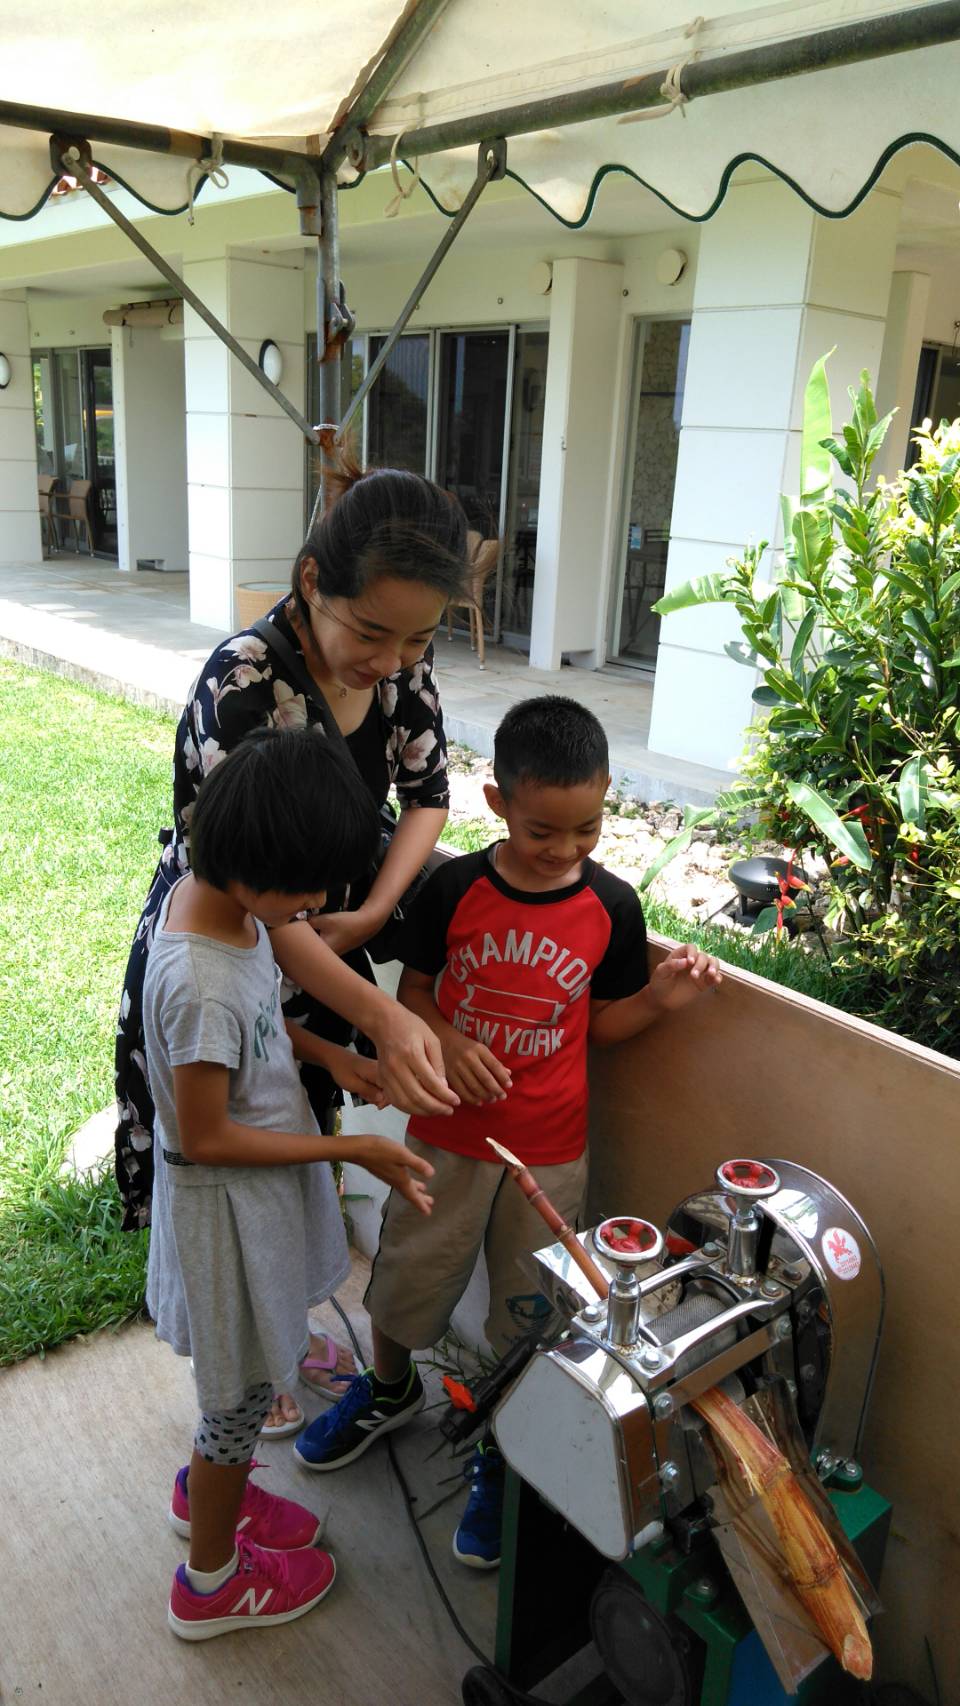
[116,456,468,1432]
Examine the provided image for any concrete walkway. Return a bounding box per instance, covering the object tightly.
[0,558,728,803]
[0,1256,497,1706]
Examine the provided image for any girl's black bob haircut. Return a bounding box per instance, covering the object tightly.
[493,695,609,798]
[189,726,381,896]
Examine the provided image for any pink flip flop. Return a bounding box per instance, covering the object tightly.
[299,1335,360,1402]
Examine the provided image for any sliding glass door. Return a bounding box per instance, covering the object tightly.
[31,345,117,553]
[609,319,690,669]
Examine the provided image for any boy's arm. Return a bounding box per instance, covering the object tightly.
[398,967,513,1107]
[284,1020,386,1108]
[589,944,722,1047]
[172,1060,433,1212]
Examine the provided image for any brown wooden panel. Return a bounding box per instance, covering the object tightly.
[588,934,960,1704]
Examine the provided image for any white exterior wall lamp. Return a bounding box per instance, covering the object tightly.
[258,340,283,385]
[0,353,11,389]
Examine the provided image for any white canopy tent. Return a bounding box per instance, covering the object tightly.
[2,0,960,223]
[3,0,960,473]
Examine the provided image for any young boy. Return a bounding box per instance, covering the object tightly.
[143,726,435,1640]
[295,697,720,1569]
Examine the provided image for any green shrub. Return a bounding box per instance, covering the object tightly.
[654,359,960,1059]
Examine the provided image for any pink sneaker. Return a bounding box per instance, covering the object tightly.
[168,1463,323,1550]
[168,1536,335,1641]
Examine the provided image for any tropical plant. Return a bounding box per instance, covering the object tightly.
[648,357,960,1056]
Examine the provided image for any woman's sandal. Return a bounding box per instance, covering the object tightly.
[258,1336,359,1436]
[259,1400,305,1439]
[298,1334,360,1402]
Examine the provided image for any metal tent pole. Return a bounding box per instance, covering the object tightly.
[354,1,960,168]
[52,137,321,444]
[306,138,506,531]
[1,98,310,177]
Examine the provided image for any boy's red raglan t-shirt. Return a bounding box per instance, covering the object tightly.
[402,846,648,1166]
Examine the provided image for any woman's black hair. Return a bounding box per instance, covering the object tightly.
[189,726,381,895]
[494,696,610,798]
[292,449,471,622]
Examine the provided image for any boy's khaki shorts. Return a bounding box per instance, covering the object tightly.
[363,1134,587,1357]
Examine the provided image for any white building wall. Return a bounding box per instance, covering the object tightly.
[183,253,305,630]
[0,291,42,562]
[529,257,624,670]
[875,271,932,479]
[647,180,901,772]
[112,324,188,573]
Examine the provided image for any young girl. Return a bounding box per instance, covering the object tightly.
[143,727,434,1640]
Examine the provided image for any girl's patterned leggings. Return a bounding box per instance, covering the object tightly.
[194,1381,273,1466]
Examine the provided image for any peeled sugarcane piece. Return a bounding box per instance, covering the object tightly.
[486,1136,611,1300]
[692,1385,873,1680]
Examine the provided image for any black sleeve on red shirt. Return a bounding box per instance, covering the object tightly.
[588,866,649,1001]
[398,849,489,976]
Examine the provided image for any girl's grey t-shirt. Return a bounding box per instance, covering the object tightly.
[143,889,316,1157]
[142,884,349,1412]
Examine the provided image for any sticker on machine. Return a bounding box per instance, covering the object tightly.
[821,1226,861,1280]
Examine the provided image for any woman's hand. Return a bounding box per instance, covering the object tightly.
[340,1134,436,1216]
[309,907,381,957]
[370,1002,460,1117]
[322,1043,387,1108]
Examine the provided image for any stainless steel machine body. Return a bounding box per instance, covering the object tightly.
[493,1159,884,1691]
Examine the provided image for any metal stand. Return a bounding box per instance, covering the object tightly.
[491,1467,890,1706]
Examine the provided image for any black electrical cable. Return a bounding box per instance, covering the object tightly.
[329,1295,548,1705]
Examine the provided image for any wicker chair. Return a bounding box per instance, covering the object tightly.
[446,533,500,668]
[37,474,60,554]
[50,478,95,554]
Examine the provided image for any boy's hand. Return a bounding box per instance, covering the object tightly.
[443,1030,513,1107]
[323,1043,387,1108]
[648,943,723,1012]
[341,1134,435,1216]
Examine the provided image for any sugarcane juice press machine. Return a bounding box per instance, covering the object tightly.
[467,1159,890,1706]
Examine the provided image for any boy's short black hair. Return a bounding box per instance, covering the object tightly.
[189,726,381,894]
[493,696,609,797]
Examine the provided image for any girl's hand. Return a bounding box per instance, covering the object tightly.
[649,944,723,1012]
[341,1135,436,1216]
[309,908,378,957]
[323,1043,387,1108]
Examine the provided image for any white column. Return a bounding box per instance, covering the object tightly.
[875,271,931,480]
[0,291,42,563]
[647,181,901,772]
[529,257,624,671]
[112,323,188,573]
[183,254,306,630]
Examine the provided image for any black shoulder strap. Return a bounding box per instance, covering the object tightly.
[251,615,345,747]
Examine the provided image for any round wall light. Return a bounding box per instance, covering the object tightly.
[0,353,11,390]
[655,248,688,286]
[258,339,283,385]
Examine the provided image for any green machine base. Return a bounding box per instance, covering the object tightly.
[494,1467,891,1706]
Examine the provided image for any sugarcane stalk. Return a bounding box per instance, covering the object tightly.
[692,1386,872,1680]
[486,1136,610,1300]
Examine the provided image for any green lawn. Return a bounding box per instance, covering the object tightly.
[0,666,844,1367]
[0,662,173,1361]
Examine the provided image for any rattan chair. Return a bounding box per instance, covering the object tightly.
[37,474,60,554]
[50,478,95,554]
[446,533,500,668]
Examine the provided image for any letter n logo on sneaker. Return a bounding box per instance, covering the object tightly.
[235,1586,272,1616]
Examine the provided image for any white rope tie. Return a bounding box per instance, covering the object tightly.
[186,134,229,225]
[619,14,705,125]
[383,96,424,218]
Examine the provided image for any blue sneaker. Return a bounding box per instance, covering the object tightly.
[294,1365,424,1472]
[452,1440,504,1569]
